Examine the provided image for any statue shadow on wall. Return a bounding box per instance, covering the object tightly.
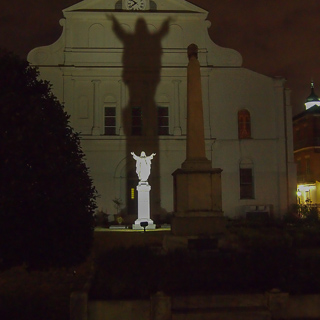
[110,15,171,221]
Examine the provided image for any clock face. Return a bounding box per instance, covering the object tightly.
[125,0,146,10]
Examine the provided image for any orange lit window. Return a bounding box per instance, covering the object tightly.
[238,109,251,139]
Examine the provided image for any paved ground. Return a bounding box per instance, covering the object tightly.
[93,228,170,257]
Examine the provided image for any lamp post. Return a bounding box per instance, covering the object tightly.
[297,190,301,204]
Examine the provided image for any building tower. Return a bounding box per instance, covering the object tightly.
[293,83,320,205]
[305,82,320,110]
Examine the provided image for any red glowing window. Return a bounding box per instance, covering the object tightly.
[238,109,251,139]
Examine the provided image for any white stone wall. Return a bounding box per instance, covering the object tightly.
[27,0,296,217]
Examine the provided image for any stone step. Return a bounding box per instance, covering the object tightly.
[172,306,271,320]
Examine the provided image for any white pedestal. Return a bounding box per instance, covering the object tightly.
[132,182,156,230]
[132,219,156,230]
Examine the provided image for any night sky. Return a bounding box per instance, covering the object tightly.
[1,0,320,115]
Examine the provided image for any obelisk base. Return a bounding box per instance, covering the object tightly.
[171,167,225,236]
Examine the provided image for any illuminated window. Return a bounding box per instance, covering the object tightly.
[157,106,169,135]
[131,188,135,199]
[132,106,142,135]
[104,107,116,135]
[238,109,251,139]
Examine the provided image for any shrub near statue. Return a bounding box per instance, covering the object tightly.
[0,51,96,270]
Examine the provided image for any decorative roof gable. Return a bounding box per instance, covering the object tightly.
[64,0,208,14]
[28,0,242,67]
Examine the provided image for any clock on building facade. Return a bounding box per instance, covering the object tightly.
[123,0,148,10]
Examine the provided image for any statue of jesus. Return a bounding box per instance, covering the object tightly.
[131,151,156,182]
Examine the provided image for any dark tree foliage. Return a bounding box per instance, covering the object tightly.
[0,50,97,269]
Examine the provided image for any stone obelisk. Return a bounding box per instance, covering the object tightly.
[171,44,224,236]
[182,44,211,171]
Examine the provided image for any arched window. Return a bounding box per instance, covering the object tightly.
[115,0,122,9]
[89,24,105,48]
[150,1,157,10]
[238,109,251,139]
[163,24,183,49]
[239,159,254,199]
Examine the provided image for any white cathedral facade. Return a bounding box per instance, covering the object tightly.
[28,0,296,219]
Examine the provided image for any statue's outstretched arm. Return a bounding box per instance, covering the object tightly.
[157,17,172,38]
[131,152,138,160]
[108,15,126,41]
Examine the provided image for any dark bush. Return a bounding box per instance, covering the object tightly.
[0,50,96,269]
